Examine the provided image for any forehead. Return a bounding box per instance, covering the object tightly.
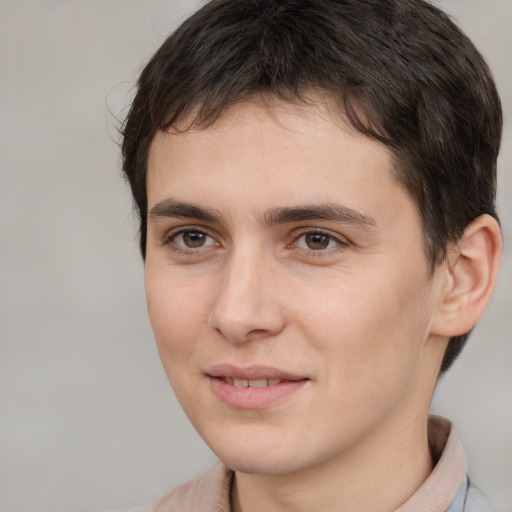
[146,98,428,270]
[147,99,398,207]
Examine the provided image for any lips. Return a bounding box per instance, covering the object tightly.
[207,364,309,408]
[207,364,307,383]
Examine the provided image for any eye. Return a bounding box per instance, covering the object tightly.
[294,231,345,251]
[171,230,217,249]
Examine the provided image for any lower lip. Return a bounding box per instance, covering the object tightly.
[209,377,308,409]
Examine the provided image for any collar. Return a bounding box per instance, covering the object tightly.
[395,415,467,511]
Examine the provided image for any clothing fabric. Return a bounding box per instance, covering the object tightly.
[122,416,494,512]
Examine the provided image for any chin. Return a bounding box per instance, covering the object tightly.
[206,436,289,474]
[201,426,330,476]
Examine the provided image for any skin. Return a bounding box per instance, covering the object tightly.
[144,99,454,512]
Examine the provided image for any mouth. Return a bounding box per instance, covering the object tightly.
[207,364,308,384]
[206,364,309,408]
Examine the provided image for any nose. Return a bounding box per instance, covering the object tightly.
[209,249,286,343]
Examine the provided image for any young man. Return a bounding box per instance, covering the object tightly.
[120,0,503,510]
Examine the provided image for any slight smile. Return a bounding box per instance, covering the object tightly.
[207,365,310,409]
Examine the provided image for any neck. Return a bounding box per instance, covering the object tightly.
[231,413,433,512]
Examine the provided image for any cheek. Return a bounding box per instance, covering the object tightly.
[296,269,433,386]
[145,269,209,362]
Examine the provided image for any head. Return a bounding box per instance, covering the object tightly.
[122,0,503,480]
[122,0,502,374]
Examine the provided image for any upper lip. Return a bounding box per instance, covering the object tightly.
[207,364,308,381]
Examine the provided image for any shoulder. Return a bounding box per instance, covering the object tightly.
[112,462,233,512]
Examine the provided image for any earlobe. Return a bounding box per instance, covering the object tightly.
[430,214,502,337]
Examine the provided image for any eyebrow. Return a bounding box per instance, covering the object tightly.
[149,200,221,223]
[263,204,377,230]
[149,199,377,231]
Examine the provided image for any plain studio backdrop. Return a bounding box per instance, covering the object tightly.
[0,1,510,511]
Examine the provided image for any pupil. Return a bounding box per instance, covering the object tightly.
[183,232,205,248]
[306,233,329,250]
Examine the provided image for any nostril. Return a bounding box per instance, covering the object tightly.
[247,328,270,337]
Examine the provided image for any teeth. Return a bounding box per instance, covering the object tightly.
[229,378,282,387]
[248,379,267,388]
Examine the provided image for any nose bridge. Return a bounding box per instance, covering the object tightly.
[209,243,284,342]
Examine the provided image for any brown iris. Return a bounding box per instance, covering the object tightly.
[305,233,331,250]
[182,231,207,248]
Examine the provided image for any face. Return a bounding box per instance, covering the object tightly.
[145,100,447,475]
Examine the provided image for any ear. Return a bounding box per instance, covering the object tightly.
[430,214,502,337]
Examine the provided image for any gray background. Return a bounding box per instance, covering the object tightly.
[0,1,510,511]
